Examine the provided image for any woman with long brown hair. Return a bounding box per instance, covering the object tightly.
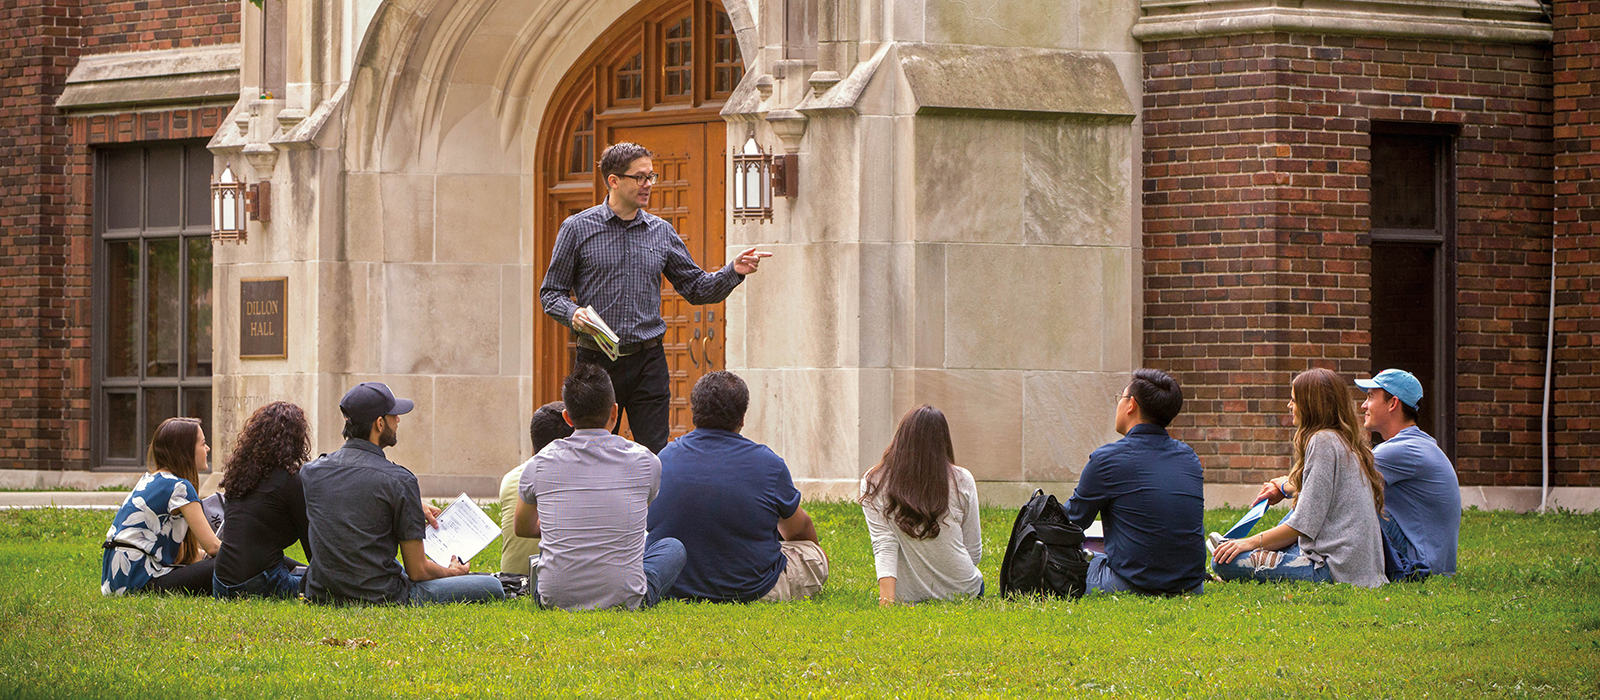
[1212,368,1388,587]
[213,401,313,599]
[859,405,983,604]
[101,417,222,595]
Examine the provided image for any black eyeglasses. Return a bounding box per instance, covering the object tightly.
[617,172,659,184]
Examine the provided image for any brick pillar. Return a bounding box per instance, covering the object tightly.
[1552,0,1600,484]
[0,0,84,468]
[1142,33,1553,484]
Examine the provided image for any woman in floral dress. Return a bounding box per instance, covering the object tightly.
[101,417,222,595]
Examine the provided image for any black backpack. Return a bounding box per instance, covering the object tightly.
[999,490,1092,598]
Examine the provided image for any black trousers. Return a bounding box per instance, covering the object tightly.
[576,344,671,453]
[146,557,216,595]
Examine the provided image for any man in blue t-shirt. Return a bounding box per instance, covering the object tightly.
[646,371,829,602]
[1065,368,1207,595]
[1357,369,1460,574]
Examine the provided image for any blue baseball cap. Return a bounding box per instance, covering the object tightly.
[339,382,415,423]
[1355,369,1422,410]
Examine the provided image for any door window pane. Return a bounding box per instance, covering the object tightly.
[144,388,179,450]
[146,146,183,229]
[105,149,142,231]
[187,237,213,377]
[105,240,140,377]
[1371,245,1437,437]
[106,393,139,460]
[146,239,182,377]
[1371,135,1436,230]
[185,146,212,230]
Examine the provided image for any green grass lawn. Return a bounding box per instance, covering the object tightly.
[1,503,1596,698]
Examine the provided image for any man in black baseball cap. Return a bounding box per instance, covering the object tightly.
[300,381,504,604]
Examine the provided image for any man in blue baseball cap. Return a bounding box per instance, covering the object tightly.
[1353,369,1460,575]
[300,381,505,604]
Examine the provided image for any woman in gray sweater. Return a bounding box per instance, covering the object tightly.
[1212,368,1388,588]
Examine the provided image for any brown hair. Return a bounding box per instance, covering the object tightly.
[147,417,205,564]
[1288,368,1384,514]
[221,402,311,499]
[859,405,956,540]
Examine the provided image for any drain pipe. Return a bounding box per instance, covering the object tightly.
[1540,237,1557,514]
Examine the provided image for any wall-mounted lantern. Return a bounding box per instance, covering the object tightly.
[211,165,245,241]
[210,164,271,243]
[732,135,772,223]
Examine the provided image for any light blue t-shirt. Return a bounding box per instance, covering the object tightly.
[1374,426,1460,575]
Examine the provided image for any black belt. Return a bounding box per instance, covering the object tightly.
[576,334,661,357]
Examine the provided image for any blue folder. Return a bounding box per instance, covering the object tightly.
[1224,499,1271,539]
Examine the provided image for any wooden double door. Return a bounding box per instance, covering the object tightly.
[545,122,727,441]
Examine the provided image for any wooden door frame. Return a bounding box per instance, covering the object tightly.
[531,0,739,408]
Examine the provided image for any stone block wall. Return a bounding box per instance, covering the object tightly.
[1141,32,1556,486]
[0,0,238,469]
[1552,0,1600,484]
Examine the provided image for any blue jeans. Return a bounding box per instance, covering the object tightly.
[1212,541,1333,584]
[408,573,506,604]
[1380,514,1417,562]
[1087,553,1205,595]
[212,561,302,600]
[641,537,686,609]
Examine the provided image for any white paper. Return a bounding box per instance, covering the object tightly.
[1083,520,1104,539]
[422,493,502,567]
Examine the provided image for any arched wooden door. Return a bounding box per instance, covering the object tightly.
[534,0,743,442]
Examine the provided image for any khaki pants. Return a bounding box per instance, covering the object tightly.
[759,540,830,601]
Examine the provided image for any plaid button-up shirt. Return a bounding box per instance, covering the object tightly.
[540,203,744,345]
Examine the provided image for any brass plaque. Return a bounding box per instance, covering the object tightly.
[240,277,288,360]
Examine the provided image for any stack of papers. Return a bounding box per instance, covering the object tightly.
[577,306,621,360]
[422,493,502,567]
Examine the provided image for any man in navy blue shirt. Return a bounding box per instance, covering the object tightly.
[1066,368,1207,595]
[646,371,829,602]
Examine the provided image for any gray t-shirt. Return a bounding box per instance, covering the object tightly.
[520,429,660,611]
[861,466,983,603]
[300,439,427,604]
[1283,431,1387,588]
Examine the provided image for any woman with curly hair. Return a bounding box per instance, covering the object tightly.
[102,417,222,595]
[212,401,314,599]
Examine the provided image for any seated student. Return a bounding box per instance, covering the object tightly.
[859,405,980,605]
[515,364,685,610]
[300,382,505,604]
[648,371,828,603]
[102,417,222,596]
[498,402,575,577]
[1213,368,1388,588]
[1065,369,1207,596]
[213,401,315,599]
[1254,369,1460,575]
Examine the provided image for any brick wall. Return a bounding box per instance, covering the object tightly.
[0,0,84,468]
[0,0,237,469]
[1552,0,1600,484]
[81,0,238,51]
[1142,32,1556,486]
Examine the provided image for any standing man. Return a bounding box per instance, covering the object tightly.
[540,142,772,453]
[300,382,505,605]
[1065,368,1207,595]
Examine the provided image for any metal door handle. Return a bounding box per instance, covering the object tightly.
[702,328,715,369]
[688,328,701,368]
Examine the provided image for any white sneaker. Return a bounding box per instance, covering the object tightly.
[1206,532,1225,555]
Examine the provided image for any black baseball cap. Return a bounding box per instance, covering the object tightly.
[339,382,415,423]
